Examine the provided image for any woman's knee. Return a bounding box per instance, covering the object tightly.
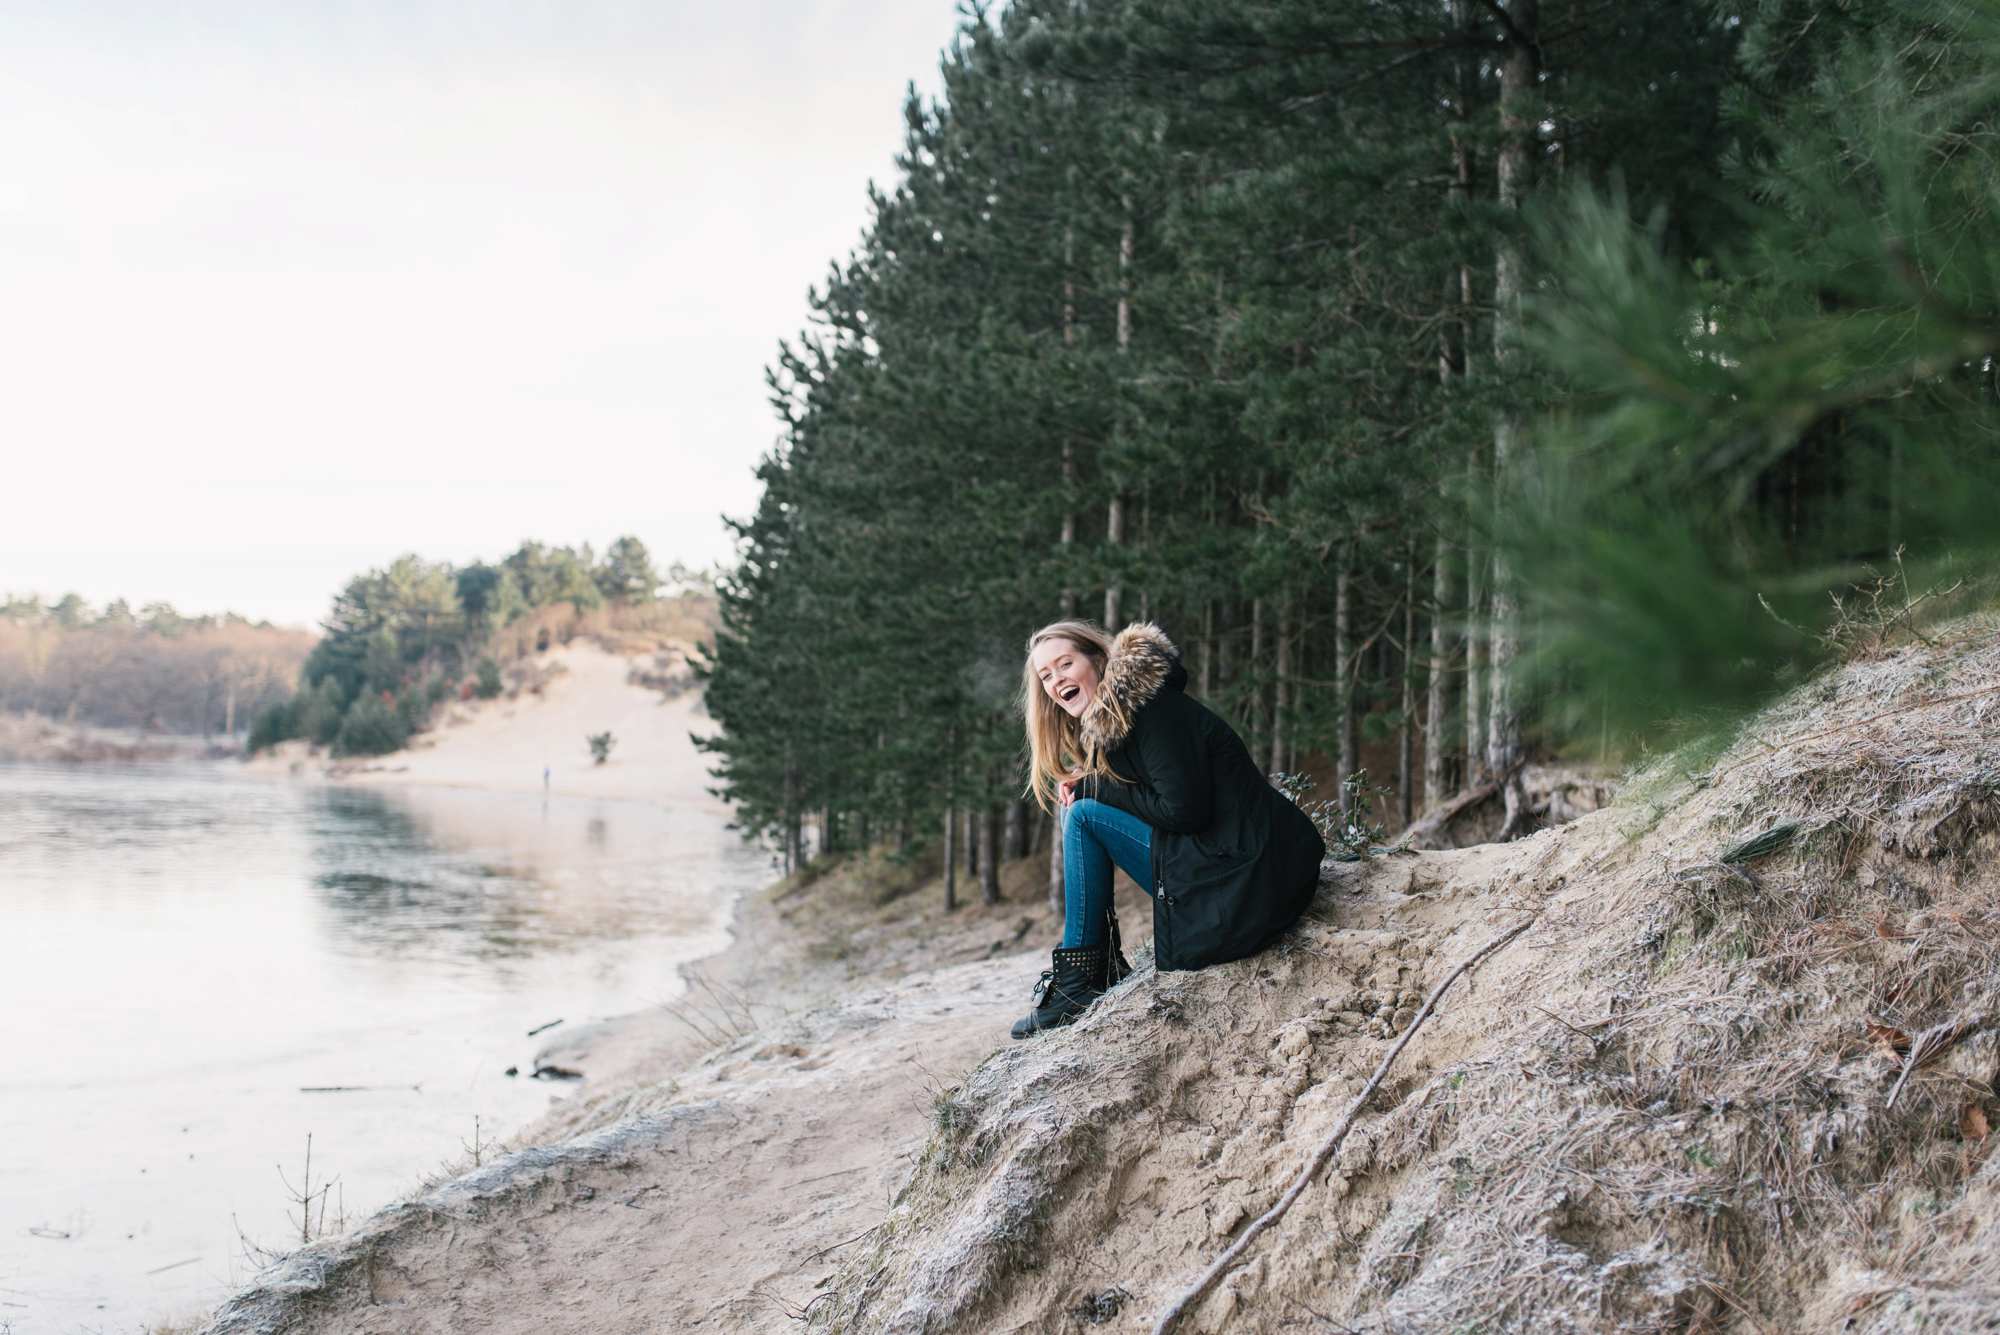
[1068,797,1113,824]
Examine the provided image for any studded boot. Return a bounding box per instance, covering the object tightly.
[1010,943,1111,1040]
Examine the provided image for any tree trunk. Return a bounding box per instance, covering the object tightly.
[1399,550,1416,827]
[1452,0,1478,384]
[964,807,979,879]
[943,804,958,912]
[1425,531,1453,810]
[1137,495,1152,624]
[1198,600,1215,697]
[1452,0,1483,793]
[1487,0,1538,836]
[1103,198,1135,631]
[1335,556,1357,812]
[979,806,1001,905]
[1268,599,1291,778]
[1060,211,1078,620]
[1103,495,1125,629]
[1004,800,1026,860]
[1217,601,1235,699]
[1248,596,1266,757]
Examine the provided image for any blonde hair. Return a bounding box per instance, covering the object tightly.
[1021,619,1119,812]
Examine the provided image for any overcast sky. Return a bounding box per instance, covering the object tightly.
[0,1,959,628]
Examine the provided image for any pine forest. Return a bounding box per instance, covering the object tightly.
[700,0,2000,886]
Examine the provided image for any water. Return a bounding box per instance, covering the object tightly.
[0,763,772,1333]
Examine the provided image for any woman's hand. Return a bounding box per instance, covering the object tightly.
[1057,779,1077,809]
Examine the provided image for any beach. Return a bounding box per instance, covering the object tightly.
[206,642,1080,1333]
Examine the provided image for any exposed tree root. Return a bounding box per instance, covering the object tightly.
[1149,917,1536,1335]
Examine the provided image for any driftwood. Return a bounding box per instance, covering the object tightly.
[1150,919,1535,1335]
[1396,762,1525,847]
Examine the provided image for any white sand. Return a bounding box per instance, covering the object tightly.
[250,643,726,813]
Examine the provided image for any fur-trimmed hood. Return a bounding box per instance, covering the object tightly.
[1079,622,1181,755]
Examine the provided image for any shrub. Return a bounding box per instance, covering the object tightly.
[335,694,410,756]
[297,678,345,748]
[474,658,503,699]
[246,700,296,754]
[587,731,615,765]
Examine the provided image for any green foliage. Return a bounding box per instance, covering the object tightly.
[272,537,661,754]
[1275,769,1394,861]
[334,692,410,757]
[587,731,615,765]
[596,536,661,603]
[504,541,602,612]
[297,677,345,748]
[700,0,1752,849]
[1511,0,2000,744]
[247,700,294,753]
[456,562,524,633]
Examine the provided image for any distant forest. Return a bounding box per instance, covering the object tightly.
[247,537,710,757]
[0,596,311,737]
[701,0,2000,877]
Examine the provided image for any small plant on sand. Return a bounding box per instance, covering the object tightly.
[277,1132,341,1245]
[234,1133,344,1269]
[460,1114,491,1168]
[586,730,615,765]
[1274,769,1392,861]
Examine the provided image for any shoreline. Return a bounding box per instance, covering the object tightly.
[193,640,1133,1333]
[232,643,768,1097]
[197,839,1094,1334]
[0,711,240,766]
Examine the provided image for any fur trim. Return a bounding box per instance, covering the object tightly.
[1079,622,1178,754]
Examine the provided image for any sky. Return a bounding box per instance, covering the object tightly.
[0,1,961,628]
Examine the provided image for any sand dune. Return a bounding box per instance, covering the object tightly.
[251,643,725,813]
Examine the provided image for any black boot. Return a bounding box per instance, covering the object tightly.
[1010,944,1110,1040]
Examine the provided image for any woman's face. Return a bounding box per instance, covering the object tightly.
[1031,637,1100,719]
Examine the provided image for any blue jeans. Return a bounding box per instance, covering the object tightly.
[1061,798,1156,949]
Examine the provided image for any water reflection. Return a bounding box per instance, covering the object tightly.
[301,784,711,972]
[305,786,549,964]
[1,761,767,1334]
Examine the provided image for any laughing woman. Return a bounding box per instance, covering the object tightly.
[1013,620,1326,1039]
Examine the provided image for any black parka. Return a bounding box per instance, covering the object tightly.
[1079,623,1326,971]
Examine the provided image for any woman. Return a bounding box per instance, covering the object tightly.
[1013,619,1326,1039]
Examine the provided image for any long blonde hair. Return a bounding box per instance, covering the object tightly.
[1021,619,1119,813]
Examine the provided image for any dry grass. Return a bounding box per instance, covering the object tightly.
[484,594,717,665]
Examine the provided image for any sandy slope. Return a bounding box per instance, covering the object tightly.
[207,625,2000,1334]
[208,643,1075,1335]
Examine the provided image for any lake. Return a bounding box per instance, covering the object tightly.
[0,762,771,1333]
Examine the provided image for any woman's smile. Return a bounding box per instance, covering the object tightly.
[1031,638,1100,719]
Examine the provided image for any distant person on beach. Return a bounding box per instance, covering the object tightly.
[1014,620,1325,1039]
